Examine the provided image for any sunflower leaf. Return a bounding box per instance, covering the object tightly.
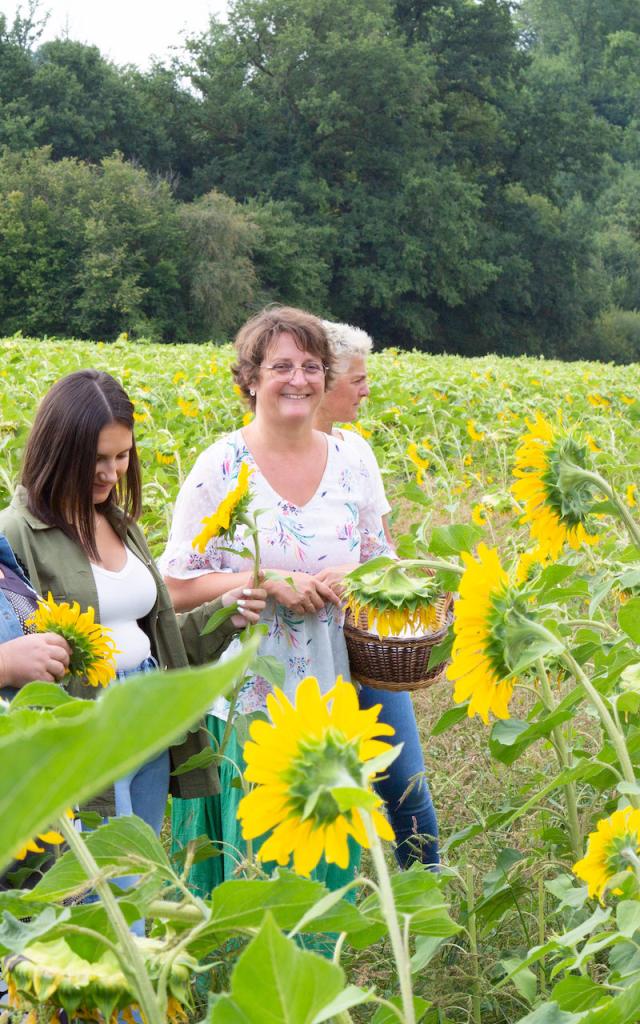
[0,635,260,873]
[9,682,74,709]
[0,906,67,955]
[332,787,379,813]
[201,603,239,636]
[361,743,403,777]
[619,598,640,643]
[428,524,482,557]
[207,914,344,1024]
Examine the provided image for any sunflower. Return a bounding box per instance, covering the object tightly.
[471,503,489,527]
[447,543,528,723]
[193,461,253,553]
[238,676,396,877]
[573,807,640,902]
[343,558,442,639]
[4,937,194,1023]
[512,412,599,559]
[27,594,118,688]
[406,442,430,487]
[515,547,548,584]
[467,420,485,442]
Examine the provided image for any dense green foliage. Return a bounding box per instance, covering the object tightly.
[1,0,640,356]
[2,339,640,1022]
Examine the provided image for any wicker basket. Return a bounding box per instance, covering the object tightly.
[344,593,454,692]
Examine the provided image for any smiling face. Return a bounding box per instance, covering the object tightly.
[320,355,369,424]
[93,421,133,507]
[253,331,327,427]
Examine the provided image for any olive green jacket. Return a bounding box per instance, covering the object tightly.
[0,487,236,815]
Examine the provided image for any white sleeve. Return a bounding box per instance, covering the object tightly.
[358,490,394,563]
[341,430,391,518]
[333,435,394,563]
[157,443,233,579]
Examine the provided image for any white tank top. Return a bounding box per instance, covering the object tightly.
[91,547,157,672]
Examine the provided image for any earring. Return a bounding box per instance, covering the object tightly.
[249,389,255,396]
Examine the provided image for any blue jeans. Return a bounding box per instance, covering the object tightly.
[358,685,439,868]
[113,655,170,834]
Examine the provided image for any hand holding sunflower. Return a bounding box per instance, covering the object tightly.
[26,593,118,688]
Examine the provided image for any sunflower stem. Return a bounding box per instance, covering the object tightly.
[465,863,482,1024]
[536,659,582,860]
[537,873,547,995]
[239,512,262,586]
[217,683,242,761]
[56,813,163,1024]
[361,811,415,1024]
[560,649,640,807]
[576,468,640,551]
[250,518,261,587]
[397,556,463,576]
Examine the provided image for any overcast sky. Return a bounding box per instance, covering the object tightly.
[2,0,230,67]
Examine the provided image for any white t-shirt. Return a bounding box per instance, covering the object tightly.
[158,429,391,718]
[91,547,156,673]
[335,428,391,518]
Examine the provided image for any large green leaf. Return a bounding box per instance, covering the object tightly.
[189,871,377,957]
[0,906,67,955]
[0,900,141,958]
[551,976,609,1013]
[431,704,468,736]
[371,995,431,1023]
[516,1005,578,1024]
[489,707,575,765]
[9,682,75,709]
[0,636,259,872]
[597,978,640,1024]
[617,900,640,939]
[428,524,482,557]
[358,866,459,943]
[208,914,344,1024]
[501,957,537,1004]
[311,985,373,1023]
[619,598,640,643]
[26,817,171,902]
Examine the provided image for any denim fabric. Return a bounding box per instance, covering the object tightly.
[358,685,439,868]
[113,655,170,836]
[0,534,35,644]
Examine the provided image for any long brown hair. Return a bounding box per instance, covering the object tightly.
[22,370,142,560]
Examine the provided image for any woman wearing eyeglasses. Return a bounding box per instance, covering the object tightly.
[160,306,391,896]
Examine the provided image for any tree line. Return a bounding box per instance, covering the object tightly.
[1,0,640,359]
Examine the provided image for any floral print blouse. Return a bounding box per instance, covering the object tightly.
[158,430,391,718]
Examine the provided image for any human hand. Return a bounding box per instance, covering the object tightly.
[0,632,71,687]
[222,586,268,627]
[265,571,341,614]
[314,564,358,599]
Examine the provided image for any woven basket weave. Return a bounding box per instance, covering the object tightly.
[344,593,454,692]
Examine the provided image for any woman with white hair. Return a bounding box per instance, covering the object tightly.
[316,322,392,543]
[314,321,439,870]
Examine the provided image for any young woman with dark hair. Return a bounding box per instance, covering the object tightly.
[0,369,266,837]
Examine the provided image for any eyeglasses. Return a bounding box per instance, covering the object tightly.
[261,361,327,382]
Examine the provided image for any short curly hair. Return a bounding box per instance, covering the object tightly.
[232,306,335,410]
[322,320,374,376]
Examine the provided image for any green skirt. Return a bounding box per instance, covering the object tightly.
[171,714,361,899]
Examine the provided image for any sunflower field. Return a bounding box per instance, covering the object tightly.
[1,334,640,1024]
